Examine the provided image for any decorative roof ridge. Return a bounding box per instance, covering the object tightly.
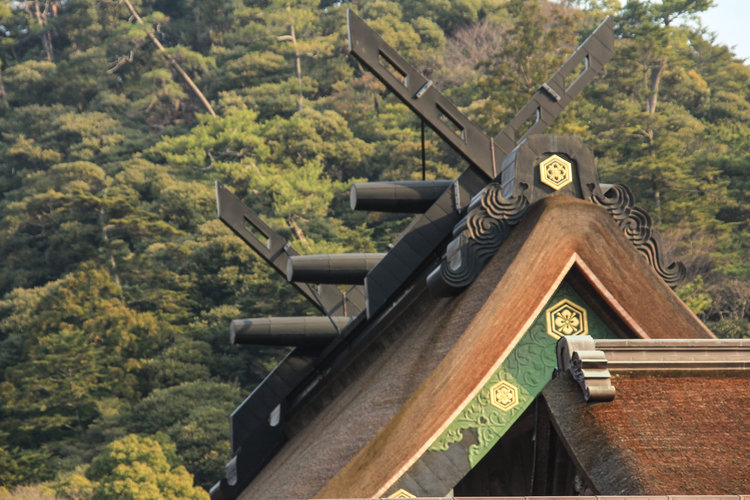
[596,337,750,371]
[425,181,530,295]
[426,135,686,297]
[557,336,750,402]
[590,184,686,287]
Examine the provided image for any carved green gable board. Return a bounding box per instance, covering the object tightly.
[429,280,617,463]
[385,280,619,498]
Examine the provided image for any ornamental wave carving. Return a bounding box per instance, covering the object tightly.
[427,288,560,464]
[590,184,686,287]
[432,183,529,292]
[427,367,532,467]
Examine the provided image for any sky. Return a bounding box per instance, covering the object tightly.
[697,0,750,62]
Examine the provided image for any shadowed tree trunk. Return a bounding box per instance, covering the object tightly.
[121,0,217,117]
[278,21,304,111]
[0,61,7,106]
[31,0,54,61]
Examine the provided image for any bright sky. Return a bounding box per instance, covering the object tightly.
[698,0,750,62]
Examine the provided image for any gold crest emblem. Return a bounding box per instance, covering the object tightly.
[539,154,573,190]
[387,488,416,498]
[489,380,519,412]
[545,298,588,339]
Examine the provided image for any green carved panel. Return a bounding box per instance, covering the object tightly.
[427,280,618,466]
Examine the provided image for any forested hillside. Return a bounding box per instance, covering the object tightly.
[0,0,748,497]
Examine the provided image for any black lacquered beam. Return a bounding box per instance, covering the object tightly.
[230,317,354,346]
[358,16,614,318]
[350,180,453,213]
[492,16,615,165]
[347,9,495,179]
[286,253,385,284]
[216,182,365,316]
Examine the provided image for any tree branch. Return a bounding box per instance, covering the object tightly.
[120,0,216,117]
[33,0,54,62]
[286,215,311,251]
[0,61,8,106]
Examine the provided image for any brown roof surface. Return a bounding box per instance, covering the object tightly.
[238,197,714,500]
[544,372,750,495]
[236,261,486,499]
[317,196,712,499]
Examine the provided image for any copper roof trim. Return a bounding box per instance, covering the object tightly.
[556,336,615,402]
[595,338,750,370]
[557,337,750,403]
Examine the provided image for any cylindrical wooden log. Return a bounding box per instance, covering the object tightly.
[230,316,354,346]
[286,253,385,284]
[350,180,452,213]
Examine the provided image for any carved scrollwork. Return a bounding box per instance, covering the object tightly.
[556,335,615,402]
[591,184,686,287]
[570,350,615,402]
[479,183,530,222]
[427,184,529,295]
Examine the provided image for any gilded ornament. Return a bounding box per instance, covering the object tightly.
[546,298,588,339]
[539,154,573,190]
[489,381,519,411]
[388,488,416,498]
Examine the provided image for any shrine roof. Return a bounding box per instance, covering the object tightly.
[210,11,726,500]
[232,196,713,500]
[544,369,750,495]
[547,336,750,495]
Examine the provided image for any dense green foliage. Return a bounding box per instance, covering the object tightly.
[0,0,748,495]
[61,434,208,499]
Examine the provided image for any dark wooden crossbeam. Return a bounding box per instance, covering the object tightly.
[493,16,615,159]
[216,182,365,317]
[349,10,614,317]
[348,10,496,178]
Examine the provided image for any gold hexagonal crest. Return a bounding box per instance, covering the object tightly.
[539,154,573,190]
[388,489,416,498]
[489,380,519,412]
[545,298,588,339]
